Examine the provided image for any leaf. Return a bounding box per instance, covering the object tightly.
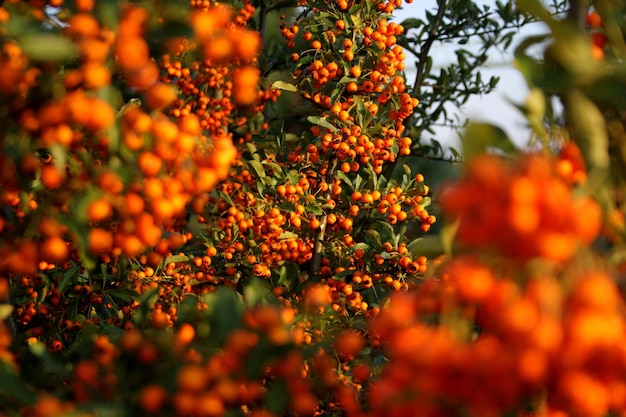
[278,203,297,213]
[0,304,13,321]
[266,380,290,414]
[440,218,460,257]
[278,231,299,240]
[565,90,609,185]
[0,362,36,404]
[27,341,71,381]
[164,254,190,264]
[247,160,267,179]
[350,14,363,27]
[209,288,244,343]
[305,205,323,216]
[461,122,517,159]
[307,115,338,132]
[335,170,353,189]
[107,288,139,302]
[407,235,445,258]
[244,279,270,307]
[400,17,423,31]
[271,80,298,92]
[19,34,78,62]
[59,262,81,293]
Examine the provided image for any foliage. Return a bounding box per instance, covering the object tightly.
[0,0,625,417]
[399,0,567,159]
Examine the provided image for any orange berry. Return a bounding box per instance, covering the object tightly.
[145,84,178,110]
[349,66,361,78]
[335,330,365,359]
[586,11,602,28]
[139,384,168,414]
[176,323,196,345]
[232,29,261,61]
[87,198,113,222]
[138,151,163,177]
[346,81,359,93]
[41,165,65,189]
[40,236,69,263]
[232,66,260,107]
[310,218,321,230]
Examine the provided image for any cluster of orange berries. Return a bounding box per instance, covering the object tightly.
[114,6,159,90]
[363,259,626,417]
[439,151,601,263]
[0,0,262,276]
[586,10,608,61]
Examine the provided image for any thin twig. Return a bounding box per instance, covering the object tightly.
[309,159,337,278]
[413,0,448,92]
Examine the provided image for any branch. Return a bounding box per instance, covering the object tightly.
[309,159,337,278]
[413,0,447,92]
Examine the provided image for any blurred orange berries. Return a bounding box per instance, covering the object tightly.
[440,153,601,263]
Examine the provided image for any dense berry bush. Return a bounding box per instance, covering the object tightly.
[1,0,626,416]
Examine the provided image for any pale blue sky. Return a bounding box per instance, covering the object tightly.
[394,0,550,150]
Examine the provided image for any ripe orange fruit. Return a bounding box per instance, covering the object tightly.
[115,36,149,72]
[41,165,65,189]
[145,84,178,110]
[586,11,602,28]
[310,218,321,230]
[232,66,260,106]
[335,330,365,359]
[175,323,196,345]
[40,236,69,263]
[349,66,361,78]
[139,384,168,414]
[346,81,359,93]
[233,29,261,61]
[138,151,163,177]
[177,364,207,393]
[87,198,113,222]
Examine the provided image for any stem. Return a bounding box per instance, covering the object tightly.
[309,159,338,278]
[1,279,16,337]
[413,0,447,93]
[566,0,587,29]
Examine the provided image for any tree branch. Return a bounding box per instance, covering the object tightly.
[413,0,448,92]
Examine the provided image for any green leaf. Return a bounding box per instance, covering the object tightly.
[335,170,353,189]
[244,279,270,307]
[59,263,81,293]
[247,160,267,179]
[461,122,517,159]
[350,14,363,27]
[0,361,36,405]
[271,80,298,92]
[0,304,13,321]
[19,34,78,62]
[305,205,323,216]
[208,288,244,343]
[400,17,422,31]
[278,202,296,212]
[565,90,609,185]
[164,254,190,264]
[307,116,338,132]
[107,287,139,302]
[440,218,460,257]
[279,231,299,240]
[27,341,71,381]
[407,235,444,258]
